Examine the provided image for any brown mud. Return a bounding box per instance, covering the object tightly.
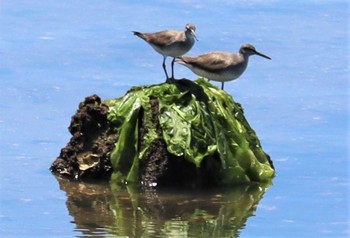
[50,95,117,180]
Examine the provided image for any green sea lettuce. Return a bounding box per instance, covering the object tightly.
[106,78,274,185]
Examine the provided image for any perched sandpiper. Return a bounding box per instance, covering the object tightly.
[176,44,271,90]
[132,23,198,81]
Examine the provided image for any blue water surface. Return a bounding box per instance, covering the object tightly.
[0,0,349,237]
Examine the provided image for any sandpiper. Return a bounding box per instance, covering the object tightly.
[176,44,271,90]
[132,23,198,81]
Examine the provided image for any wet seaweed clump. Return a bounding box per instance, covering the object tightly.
[51,78,275,187]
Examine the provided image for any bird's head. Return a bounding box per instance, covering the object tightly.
[240,44,271,60]
[185,23,198,41]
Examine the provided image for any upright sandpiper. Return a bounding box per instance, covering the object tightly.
[132,23,198,81]
[176,44,271,90]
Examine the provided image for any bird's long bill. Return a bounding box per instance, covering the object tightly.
[255,50,271,60]
[191,29,198,41]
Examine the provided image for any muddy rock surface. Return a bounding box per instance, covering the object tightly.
[50,95,118,180]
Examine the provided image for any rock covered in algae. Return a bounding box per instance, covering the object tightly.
[51,78,274,186]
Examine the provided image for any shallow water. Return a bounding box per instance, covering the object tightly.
[56,178,270,238]
[0,0,349,237]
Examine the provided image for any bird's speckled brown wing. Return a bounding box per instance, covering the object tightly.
[181,52,234,73]
[141,30,183,47]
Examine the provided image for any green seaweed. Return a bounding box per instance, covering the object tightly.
[107,78,274,185]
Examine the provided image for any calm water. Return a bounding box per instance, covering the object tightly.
[0,0,349,237]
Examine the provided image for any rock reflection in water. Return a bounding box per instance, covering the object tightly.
[55,176,271,237]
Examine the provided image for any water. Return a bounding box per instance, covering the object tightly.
[56,179,270,237]
[0,0,349,237]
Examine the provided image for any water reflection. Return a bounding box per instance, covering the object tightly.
[56,176,271,237]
